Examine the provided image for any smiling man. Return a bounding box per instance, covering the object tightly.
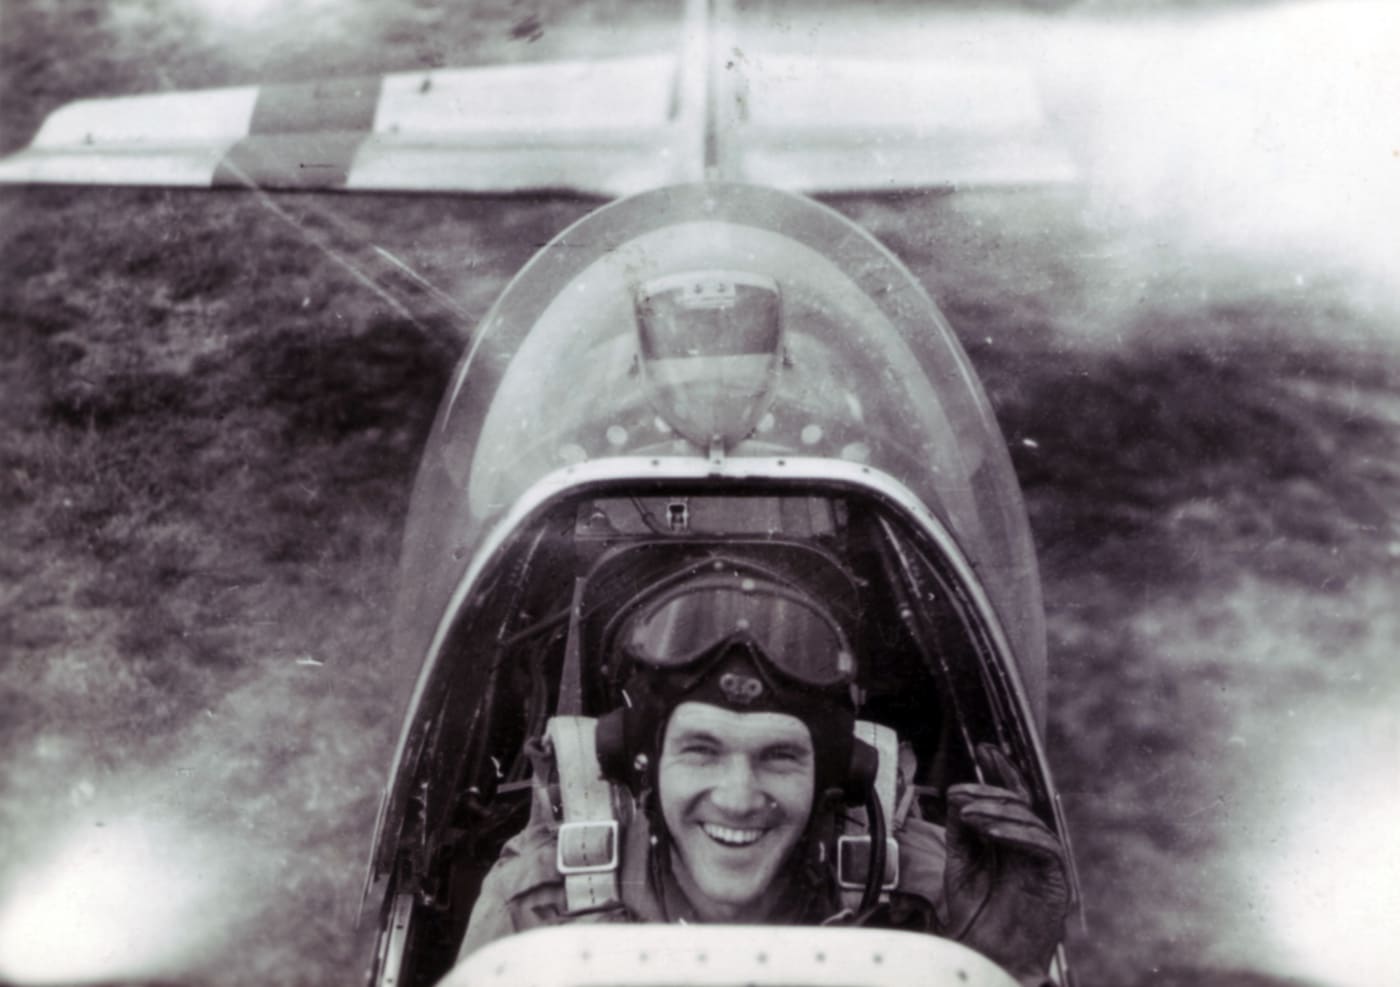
[456,554,1069,985]
[657,701,815,922]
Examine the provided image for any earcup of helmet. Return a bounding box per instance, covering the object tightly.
[594,705,633,787]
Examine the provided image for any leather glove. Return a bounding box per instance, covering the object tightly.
[944,743,1070,985]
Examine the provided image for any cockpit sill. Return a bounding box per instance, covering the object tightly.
[439,922,1028,986]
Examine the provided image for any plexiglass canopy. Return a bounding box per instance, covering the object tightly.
[392,182,1045,719]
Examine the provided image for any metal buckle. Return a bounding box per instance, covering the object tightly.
[836,835,900,891]
[556,820,620,875]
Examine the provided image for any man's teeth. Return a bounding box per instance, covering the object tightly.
[701,823,764,846]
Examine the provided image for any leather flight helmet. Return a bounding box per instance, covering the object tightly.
[591,546,879,801]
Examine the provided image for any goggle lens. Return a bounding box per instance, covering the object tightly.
[622,578,855,687]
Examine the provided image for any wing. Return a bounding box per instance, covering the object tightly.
[0,1,1074,196]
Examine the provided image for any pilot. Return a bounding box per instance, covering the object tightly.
[457,556,1069,986]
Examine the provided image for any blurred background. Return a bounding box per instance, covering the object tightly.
[1,1,1396,984]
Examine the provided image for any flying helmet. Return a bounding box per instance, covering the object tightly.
[591,545,879,802]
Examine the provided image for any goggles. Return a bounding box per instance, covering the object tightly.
[616,569,856,689]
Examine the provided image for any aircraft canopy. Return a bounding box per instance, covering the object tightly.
[394,182,1046,718]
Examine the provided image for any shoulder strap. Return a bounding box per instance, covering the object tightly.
[543,716,623,914]
[856,721,899,827]
[839,720,901,911]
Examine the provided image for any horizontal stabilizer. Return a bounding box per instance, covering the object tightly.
[0,40,1075,195]
[721,54,1077,190]
[0,57,697,196]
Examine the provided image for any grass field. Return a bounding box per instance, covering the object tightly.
[1,2,1397,985]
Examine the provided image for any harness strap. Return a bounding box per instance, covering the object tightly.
[859,720,899,826]
[840,720,901,910]
[544,716,622,914]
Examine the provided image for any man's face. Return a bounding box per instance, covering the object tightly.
[657,701,816,922]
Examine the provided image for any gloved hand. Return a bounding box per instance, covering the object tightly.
[944,743,1070,985]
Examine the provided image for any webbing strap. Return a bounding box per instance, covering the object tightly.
[857,721,899,826]
[840,721,901,909]
[545,716,621,913]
